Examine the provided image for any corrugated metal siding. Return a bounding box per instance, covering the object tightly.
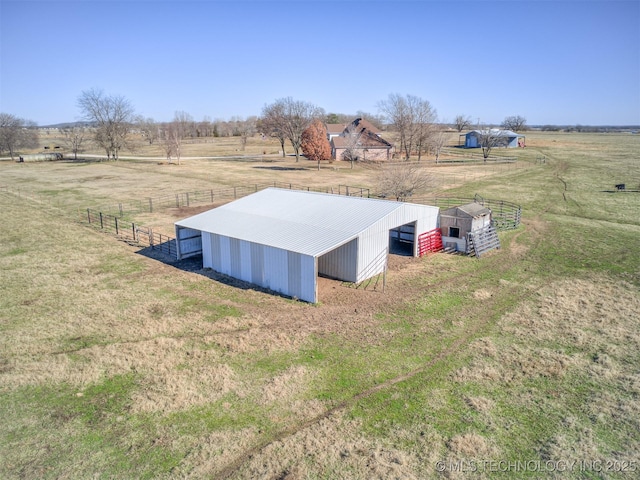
[177,227,200,239]
[239,241,252,282]
[264,246,288,295]
[318,238,358,282]
[175,226,202,259]
[220,236,231,273]
[211,234,222,271]
[202,232,213,268]
[229,238,241,279]
[355,205,439,281]
[178,236,202,259]
[250,243,264,285]
[176,188,439,302]
[300,256,316,303]
[206,234,315,300]
[287,251,302,299]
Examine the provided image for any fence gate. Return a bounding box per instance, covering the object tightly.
[418,228,443,256]
[135,225,152,246]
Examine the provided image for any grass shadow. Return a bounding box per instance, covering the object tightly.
[252,166,308,171]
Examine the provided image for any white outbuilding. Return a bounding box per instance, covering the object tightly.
[175,188,439,303]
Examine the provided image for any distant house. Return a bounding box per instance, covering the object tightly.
[326,123,347,141]
[326,118,393,162]
[461,129,525,148]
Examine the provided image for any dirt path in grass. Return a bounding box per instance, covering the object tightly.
[215,238,536,479]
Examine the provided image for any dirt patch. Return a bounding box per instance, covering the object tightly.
[166,203,228,219]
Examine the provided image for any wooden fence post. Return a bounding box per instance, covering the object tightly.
[132,223,136,241]
[99,212,103,229]
[148,198,153,213]
[87,209,91,224]
[115,217,119,235]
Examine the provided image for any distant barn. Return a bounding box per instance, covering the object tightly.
[462,129,525,148]
[175,188,439,302]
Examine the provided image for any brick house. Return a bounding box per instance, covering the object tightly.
[326,118,393,162]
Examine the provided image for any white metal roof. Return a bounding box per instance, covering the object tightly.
[176,188,437,257]
[467,129,523,137]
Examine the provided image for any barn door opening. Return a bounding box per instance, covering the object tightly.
[389,222,415,256]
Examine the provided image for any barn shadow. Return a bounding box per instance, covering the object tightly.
[134,246,301,301]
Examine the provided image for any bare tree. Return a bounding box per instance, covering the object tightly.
[60,126,86,159]
[378,162,433,201]
[454,114,472,132]
[262,97,324,162]
[198,116,213,137]
[237,116,257,151]
[341,123,362,169]
[377,94,436,160]
[412,99,438,161]
[136,116,158,144]
[213,118,231,137]
[378,93,411,159]
[173,111,194,139]
[501,115,527,132]
[477,129,509,160]
[261,102,288,157]
[0,113,38,160]
[160,121,182,164]
[77,88,135,160]
[429,130,448,163]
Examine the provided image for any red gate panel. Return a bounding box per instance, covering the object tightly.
[418,228,443,256]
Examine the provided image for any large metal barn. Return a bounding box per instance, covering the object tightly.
[175,188,439,303]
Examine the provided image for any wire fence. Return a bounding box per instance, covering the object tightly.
[90,182,370,218]
[2,181,521,263]
[79,183,371,259]
[85,208,176,257]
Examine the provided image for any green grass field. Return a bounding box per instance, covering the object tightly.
[1,132,639,478]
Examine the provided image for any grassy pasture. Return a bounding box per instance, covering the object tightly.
[1,132,639,479]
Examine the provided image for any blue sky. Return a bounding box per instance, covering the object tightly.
[1,0,638,126]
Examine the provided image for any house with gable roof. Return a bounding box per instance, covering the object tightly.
[326,117,393,162]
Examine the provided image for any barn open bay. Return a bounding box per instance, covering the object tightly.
[1,132,639,478]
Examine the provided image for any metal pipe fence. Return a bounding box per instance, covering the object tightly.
[85,208,176,257]
[3,181,521,263]
[90,182,371,217]
[412,195,522,230]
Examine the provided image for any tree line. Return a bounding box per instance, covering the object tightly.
[0,87,529,162]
